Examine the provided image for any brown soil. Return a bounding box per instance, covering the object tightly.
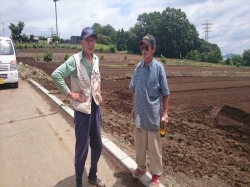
[17,49,250,187]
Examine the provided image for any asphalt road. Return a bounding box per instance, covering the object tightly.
[0,80,126,187]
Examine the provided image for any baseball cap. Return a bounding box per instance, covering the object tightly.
[80,27,97,40]
[138,34,156,46]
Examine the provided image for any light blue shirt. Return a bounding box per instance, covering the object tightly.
[129,58,170,132]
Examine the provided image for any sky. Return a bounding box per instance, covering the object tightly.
[0,0,249,56]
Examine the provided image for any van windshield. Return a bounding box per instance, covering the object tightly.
[0,40,14,55]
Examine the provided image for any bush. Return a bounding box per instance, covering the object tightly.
[186,50,199,61]
[70,45,77,49]
[97,34,111,45]
[100,55,104,60]
[64,53,69,61]
[231,54,243,66]
[229,60,234,66]
[207,51,219,63]
[242,49,250,66]
[124,54,127,60]
[225,58,231,65]
[236,62,241,67]
[218,60,226,65]
[109,45,116,53]
[77,45,82,51]
[43,49,53,62]
[200,52,207,62]
[160,54,167,64]
[15,44,23,49]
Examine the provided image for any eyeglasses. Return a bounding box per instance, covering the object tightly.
[140,46,150,51]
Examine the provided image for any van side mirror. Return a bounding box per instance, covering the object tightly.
[15,50,18,56]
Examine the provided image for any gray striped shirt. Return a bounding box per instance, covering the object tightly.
[129,58,170,132]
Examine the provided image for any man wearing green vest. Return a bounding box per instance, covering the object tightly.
[51,27,105,187]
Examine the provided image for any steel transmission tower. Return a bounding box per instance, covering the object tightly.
[53,0,59,36]
[201,20,212,42]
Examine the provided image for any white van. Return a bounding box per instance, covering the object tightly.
[0,37,18,88]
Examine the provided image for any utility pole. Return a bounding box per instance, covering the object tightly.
[201,20,212,42]
[2,22,4,36]
[53,0,59,36]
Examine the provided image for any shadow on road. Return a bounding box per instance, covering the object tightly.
[54,168,90,187]
[54,175,76,187]
[53,169,144,187]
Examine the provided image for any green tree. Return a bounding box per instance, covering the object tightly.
[127,7,199,58]
[186,50,199,61]
[96,34,111,45]
[231,54,243,66]
[242,49,250,66]
[225,58,231,65]
[126,23,144,54]
[92,23,117,44]
[21,34,28,43]
[38,36,46,40]
[30,35,34,42]
[116,28,126,51]
[207,51,219,63]
[52,35,60,43]
[60,38,65,43]
[197,39,222,63]
[200,52,207,62]
[197,39,211,53]
[109,45,116,53]
[8,21,25,43]
[92,23,102,35]
[157,8,199,58]
[102,24,117,44]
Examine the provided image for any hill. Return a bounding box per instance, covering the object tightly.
[223,53,234,59]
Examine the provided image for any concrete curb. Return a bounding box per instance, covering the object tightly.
[28,78,165,187]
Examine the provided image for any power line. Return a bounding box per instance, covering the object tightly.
[214,16,249,25]
[215,22,249,29]
[201,20,213,42]
[213,28,250,33]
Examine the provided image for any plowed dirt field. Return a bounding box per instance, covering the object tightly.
[17,49,250,187]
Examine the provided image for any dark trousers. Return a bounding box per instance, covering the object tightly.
[74,99,102,180]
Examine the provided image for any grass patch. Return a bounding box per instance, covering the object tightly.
[156,58,249,68]
[95,43,113,52]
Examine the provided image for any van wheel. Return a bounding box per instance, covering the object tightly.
[13,82,19,88]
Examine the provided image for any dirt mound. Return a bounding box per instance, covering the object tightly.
[17,57,36,64]
[220,105,250,126]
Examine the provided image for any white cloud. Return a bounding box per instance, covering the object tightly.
[0,0,249,55]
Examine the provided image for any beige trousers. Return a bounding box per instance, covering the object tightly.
[134,127,163,175]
